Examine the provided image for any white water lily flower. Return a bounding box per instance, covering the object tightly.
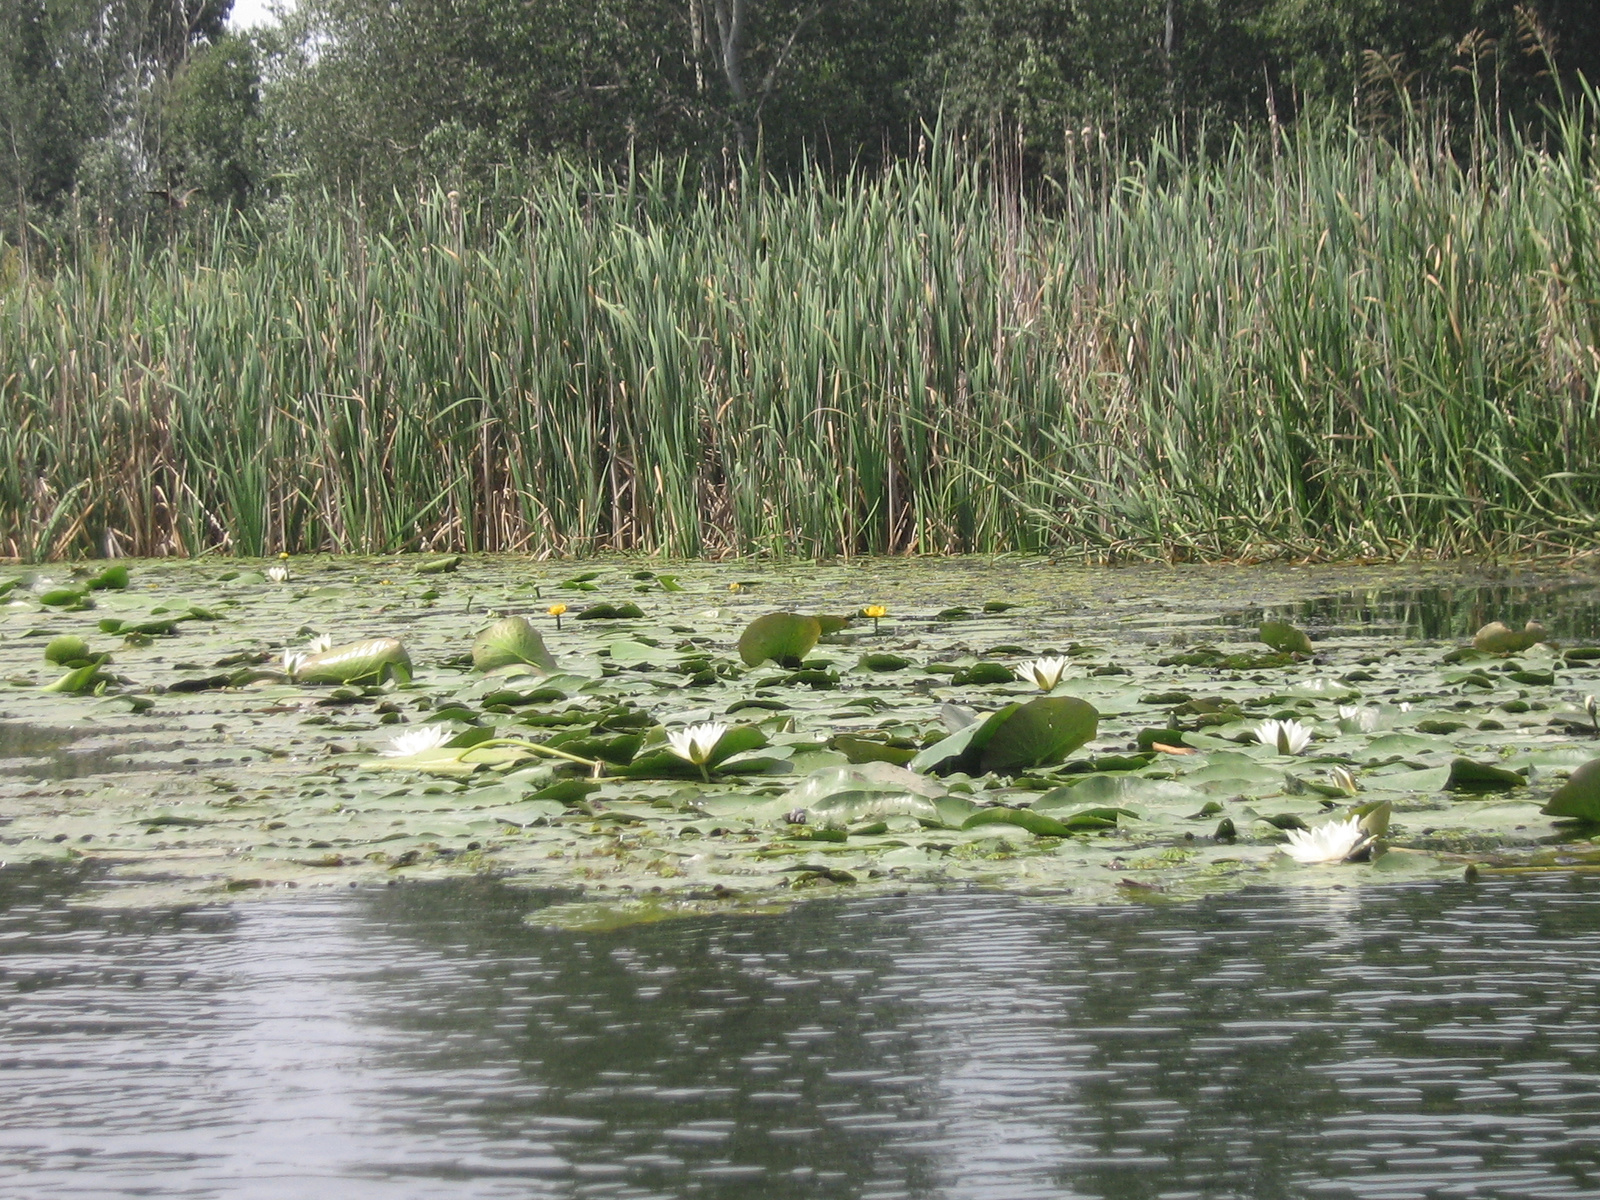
[282,634,334,676]
[381,725,454,757]
[267,565,290,583]
[1283,815,1371,864]
[1015,656,1072,691]
[666,721,728,766]
[1338,705,1380,733]
[1256,718,1313,755]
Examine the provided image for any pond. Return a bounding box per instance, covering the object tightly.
[4,862,1600,1199]
[5,557,1600,913]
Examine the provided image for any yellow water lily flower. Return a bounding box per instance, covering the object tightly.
[547,602,567,629]
[862,604,887,633]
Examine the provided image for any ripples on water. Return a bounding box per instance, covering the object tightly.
[3,868,1600,1199]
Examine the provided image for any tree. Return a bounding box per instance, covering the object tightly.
[0,0,236,252]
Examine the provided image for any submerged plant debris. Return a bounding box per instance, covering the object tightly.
[3,556,1600,924]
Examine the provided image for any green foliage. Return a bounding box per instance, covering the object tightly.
[162,34,265,208]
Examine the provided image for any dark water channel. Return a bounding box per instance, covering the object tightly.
[4,867,1600,1200]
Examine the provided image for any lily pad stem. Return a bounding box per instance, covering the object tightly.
[463,737,598,770]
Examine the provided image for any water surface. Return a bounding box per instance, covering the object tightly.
[4,866,1600,1199]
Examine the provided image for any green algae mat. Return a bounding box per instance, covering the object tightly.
[4,556,1600,924]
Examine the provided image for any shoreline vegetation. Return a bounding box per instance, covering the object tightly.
[4,100,1600,564]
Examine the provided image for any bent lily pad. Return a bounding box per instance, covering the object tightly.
[87,564,130,590]
[295,638,413,685]
[471,617,557,674]
[42,658,114,694]
[1541,759,1600,822]
[908,704,1018,775]
[978,696,1099,774]
[961,807,1075,837]
[810,790,943,825]
[44,635,94,666]
[1473,619,1546,655]
[415,555,462,574]
[1444,757,1526,793]
[1260,620,1313,655]
[738,612,823,667]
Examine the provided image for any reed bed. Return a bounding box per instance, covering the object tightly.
[3,103,1600,561]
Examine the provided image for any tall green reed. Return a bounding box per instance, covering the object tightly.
[2,101,1598,561]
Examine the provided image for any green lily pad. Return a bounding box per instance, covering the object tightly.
[577,602,646,620]
[908,704,1018,775]
[87,565,130,590]
[42,658,114,694]
[858,652,911,672]
[44,635,93,666]
[953,662,1015,686]
[1444,757,1526,793]
[471,617,557,674]
[1541,758,1600,822]
[738,612,822,667]
[961,806,1074,837]
[416,555,462,574]
[38,587,87,608]
[1260,620,1313,655]
[811,790,942,825]
[828,735,917,766]
[977,696,1099,775]
[296,638,413,685]
[1473,620,1545,655]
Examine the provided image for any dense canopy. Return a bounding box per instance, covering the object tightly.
[3,0,1599,229]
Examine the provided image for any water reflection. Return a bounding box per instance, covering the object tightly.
[4,866,1600,1198]
[0,722,167,780]
[1247,579,1600,643]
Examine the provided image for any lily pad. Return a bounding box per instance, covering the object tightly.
[1260,620,1313,655]
[961,807,1075,837]
[1541,759,1600,821]
[415,555,463,574]
[977,696,1099,774]
[1444,757,1526,793]
[738,612,822,667]
[44,635,93,666]
[1473,619,1546,655]
[471,617,557,674]
[296,638,413,685]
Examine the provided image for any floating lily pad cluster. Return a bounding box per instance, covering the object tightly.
[3,556,1600,919]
